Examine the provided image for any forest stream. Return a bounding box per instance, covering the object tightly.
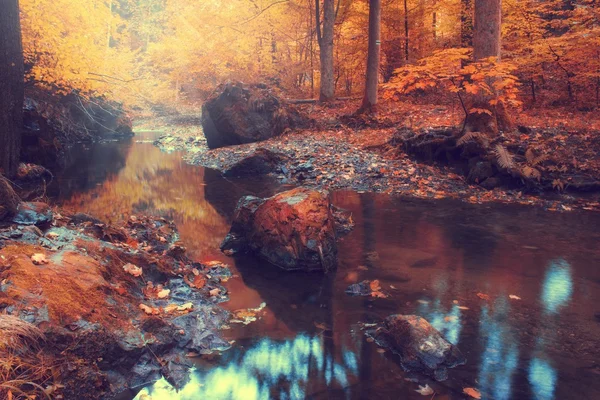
[49,132,600,400]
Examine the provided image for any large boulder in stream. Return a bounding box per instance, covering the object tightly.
[221,188,347,272]
[201,82,306,149]
[368,315,466,381]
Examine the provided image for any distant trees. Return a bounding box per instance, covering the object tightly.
[0,0,24,178]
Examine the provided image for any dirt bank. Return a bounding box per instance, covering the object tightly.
[0,209,232,399]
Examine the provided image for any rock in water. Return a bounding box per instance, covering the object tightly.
[223,148,290,177]
[201,82,305,149]
[221,188,339,272]
[368,315,465,381]
[0,175,21,221]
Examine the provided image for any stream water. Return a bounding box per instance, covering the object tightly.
[50,133,600,400]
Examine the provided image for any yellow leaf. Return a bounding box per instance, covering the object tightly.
[123,263,143,277]
[31,253,49,265]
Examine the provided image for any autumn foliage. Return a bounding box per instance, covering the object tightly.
[13,0,600,114]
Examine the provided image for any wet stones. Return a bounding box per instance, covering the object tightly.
[368,315,466,381]
[12,202,53,226]
[221,188,343,272]
[201,81,306,149]
[223,148,290,177]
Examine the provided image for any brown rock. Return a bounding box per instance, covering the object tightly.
[0,175,20,221]
[201,82,306,149]
[221,188,338,272]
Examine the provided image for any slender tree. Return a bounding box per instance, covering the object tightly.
[316,0,335,102]
[0,0,25,178]
[358,0,381,114]
[404,0,409,62]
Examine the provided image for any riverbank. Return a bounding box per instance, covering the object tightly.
[0,197,232,399]
[151,100,600,212]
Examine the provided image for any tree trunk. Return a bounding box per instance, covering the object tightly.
[472,0,501,61]
[0,0,25,178]
[403,0,409,62]
[316,0,335,102]
[358,0,381,115]
[464,0,512,134]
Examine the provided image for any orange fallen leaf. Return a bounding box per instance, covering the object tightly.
[476,292,490,300]
[369,280,382,292]
[139,304,159,315]
[463,387,481,399]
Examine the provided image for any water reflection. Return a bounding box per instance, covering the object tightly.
[478,299,519,400]
[526,258,573,400]
[541,259,573,315]
[136,334,358,400]
[417,300,463,345]
[528,358,557,400]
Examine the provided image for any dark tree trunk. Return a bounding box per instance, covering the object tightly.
[316,0,335,102]
[0,0,24,178]
[358,0,381,115]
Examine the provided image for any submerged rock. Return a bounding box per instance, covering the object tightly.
[223,148,290,177]
[368,315,465,381]
[12,202,53,226]
[221,187,345,272]
[201,81,307,149]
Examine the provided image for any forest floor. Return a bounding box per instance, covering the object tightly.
[148,100,600,212]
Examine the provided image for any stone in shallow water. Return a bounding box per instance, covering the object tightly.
[367,314,466,381]
[13,202,53,226]
[221,187,342,272]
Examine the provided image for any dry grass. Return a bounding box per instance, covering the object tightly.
[0,315,54,399]
[0,315,44,352]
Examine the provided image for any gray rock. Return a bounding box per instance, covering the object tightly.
[13,202,53,226]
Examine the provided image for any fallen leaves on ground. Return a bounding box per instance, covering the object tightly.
[415,384,434,396]
[123,263,143,277]
[463,387,482,399]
